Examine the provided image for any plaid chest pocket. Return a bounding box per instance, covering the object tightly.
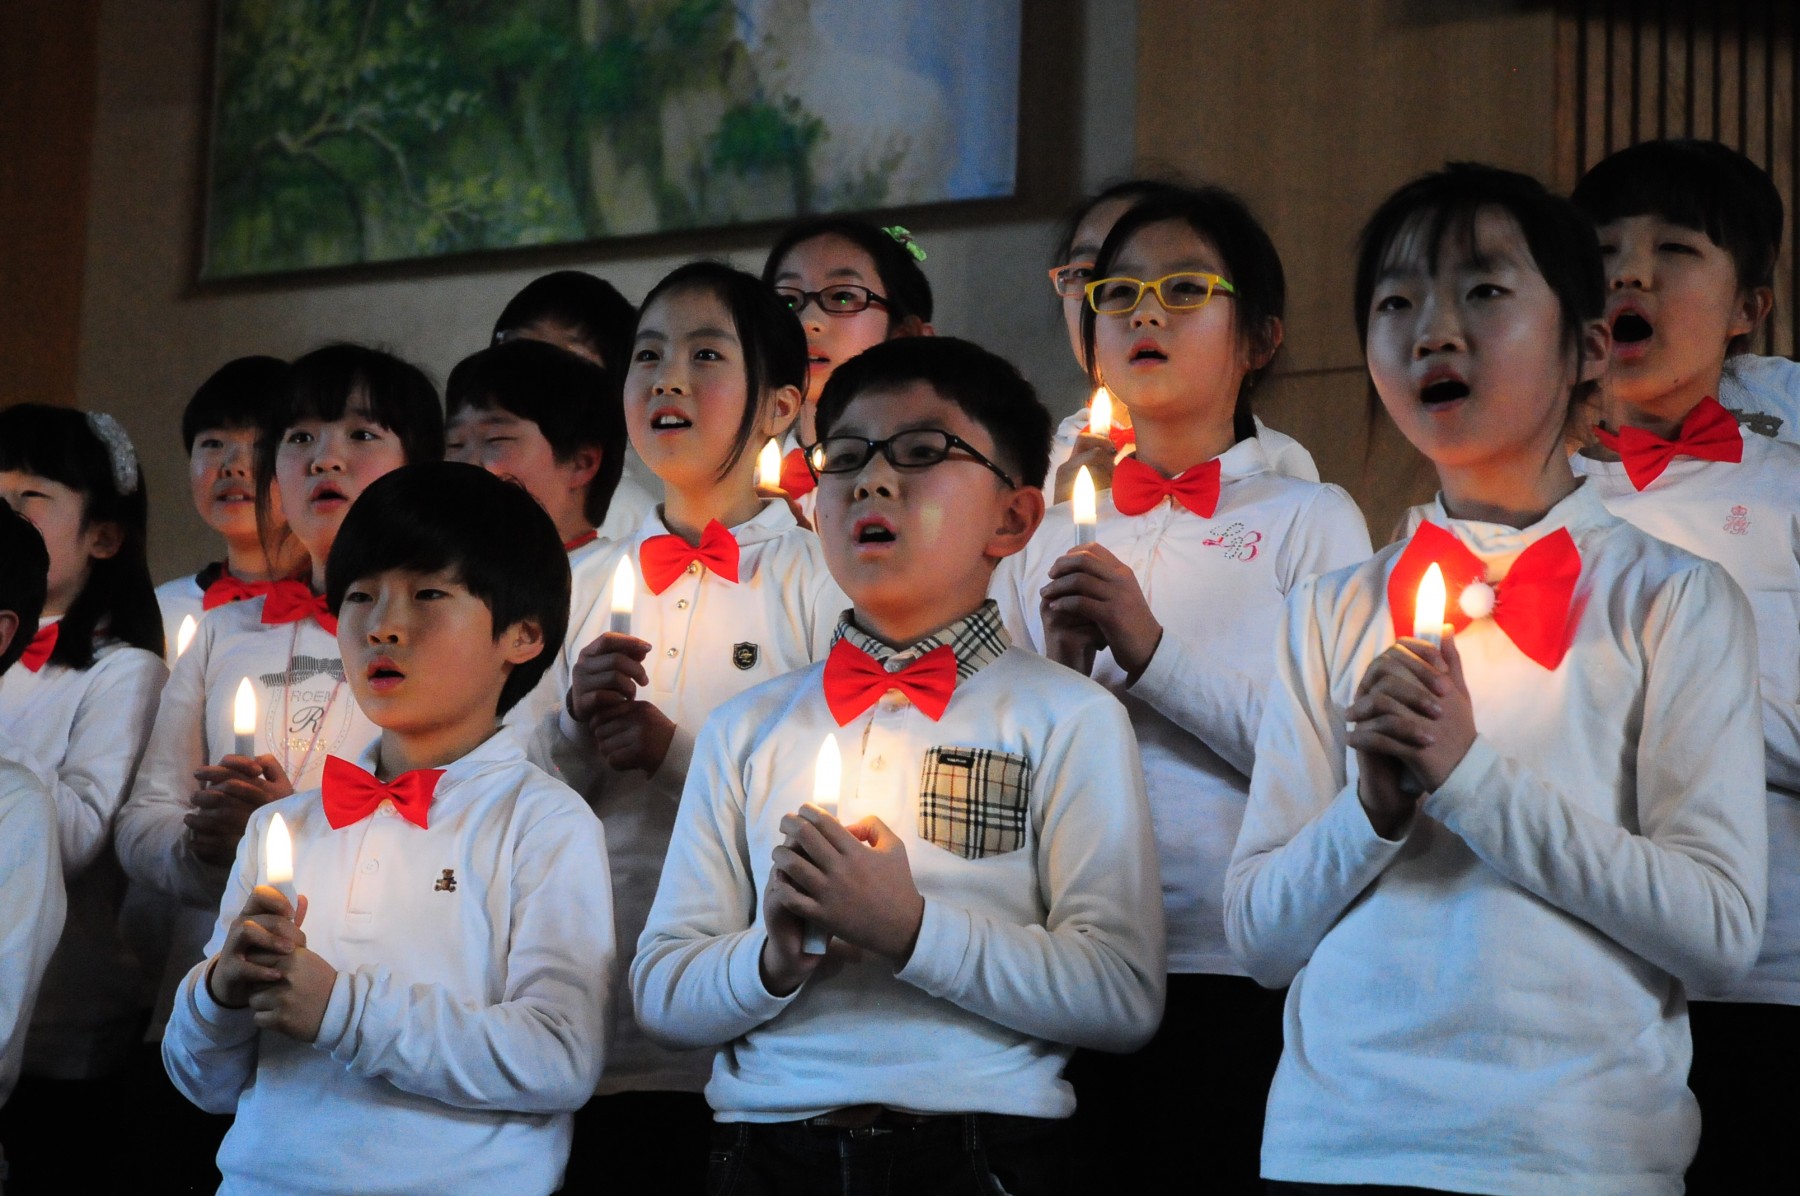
[917,746,1032,860]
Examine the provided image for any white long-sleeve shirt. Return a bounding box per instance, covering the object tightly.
[0,627,165,1078]
[0,726,65,1108]
[501,533,617,739]
[1573,427,1800,1003]
[153,572,208,666]
[162,732,614,1196]
[1225,483,1767,1196]
[994,437,1371,972]
[1720,352,1800,444]
[529,499,845,1093]
[632,611,1166,1122]
[116,595,378,1033]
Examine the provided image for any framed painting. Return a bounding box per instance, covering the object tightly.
[200,0,1025,279]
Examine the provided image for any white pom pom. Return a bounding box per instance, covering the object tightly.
[1458,581,1496,620]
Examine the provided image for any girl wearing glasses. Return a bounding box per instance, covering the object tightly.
[538,262,847,1193]
[759,218,934,518]
[995,186,1372,1191]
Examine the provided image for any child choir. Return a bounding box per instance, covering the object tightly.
[0,138,1795,1195]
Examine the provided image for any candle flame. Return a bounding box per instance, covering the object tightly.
[1413,563,1446,643]
[610,556,636,618]
[1088,386,1113,438]
[1072,466,1097,529]
[812,734,841,815]
[266,812,293,887]
[757,438,782,489]
[175,615,197,658]
[232,677,257,737]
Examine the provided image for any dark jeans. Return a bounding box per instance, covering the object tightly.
[1685,999,1796,1194]
[560,1090,711,1195]
[705,1113,1072,1196]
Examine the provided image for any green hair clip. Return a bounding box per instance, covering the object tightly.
[882,225,927,262]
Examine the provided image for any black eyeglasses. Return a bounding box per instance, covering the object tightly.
[775,284,890,317]
[809,429,1017,489]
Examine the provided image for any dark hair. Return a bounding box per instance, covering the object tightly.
[325,462,568,716]
[446,339,626,527]
[1081,185,1287,441]
[0,404,162,665]
[181,356,291,451]
[1354,163,1605,365]
[0,503,48,675]
[814,336,1053,490]
[636,261,807,477]
[254,343,445,554]
[1052,177,1189,266]
[493,271,638,372]
[1572,138,1784,355]
[762,217,934,327]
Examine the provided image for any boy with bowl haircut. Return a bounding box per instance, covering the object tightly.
[162,462,615,1196]
[633,337,1165,1193]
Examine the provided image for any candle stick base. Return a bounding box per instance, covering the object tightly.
[801,924,830,956]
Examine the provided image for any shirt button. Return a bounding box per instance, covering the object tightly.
[360,860,378,875]
[687,562,700,575]
[677,599,689,610]
[870,756,886,771]
[666,647,679,658]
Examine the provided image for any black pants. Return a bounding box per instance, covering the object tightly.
[1685,999,1796,1194]
[559,1089,712,1195]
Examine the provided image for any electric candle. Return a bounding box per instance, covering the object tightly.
[802,734,842,956]
[1413,563,1446,650]
[1088,385,1114,438]
[175,615,197,659]
[265,811,296,906]
[610,556,636,636]
[1073,466,1098,545]
[232,677,257,757]
[756,438,782,490]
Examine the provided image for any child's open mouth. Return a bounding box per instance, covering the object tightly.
[1421,378,1471,407]
[649,408,693,431]
[366,658,405,691]
[1129,340,1167,364]
[310,483,348,506]
[853,516,897,546]
[1612,311,1654,344]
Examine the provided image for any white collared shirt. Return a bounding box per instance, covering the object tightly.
[0,725,65,1107]
[1720,352,1800,444]
[1227,482,1767,1195]
[1046,408,1322,484]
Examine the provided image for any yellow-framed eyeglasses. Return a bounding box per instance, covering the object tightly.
[1084,272,1238,315]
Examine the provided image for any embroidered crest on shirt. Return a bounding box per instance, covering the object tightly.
[1201,522,1263,561]
[1728,407,1783,439]
[1724,505,1751,536]
[732,642,759,670]
[258,656,348,687]
[434,869,457,892]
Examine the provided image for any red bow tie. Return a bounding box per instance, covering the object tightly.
[779,447,817,499]
[203,574,274,611]
[639,520,741,595]
[1111,456,1221,518]
[1595,397,1743,490]
[321,755,443,830]
[1387,521,1582,670]
[260,580,338,635]
[563,529,599,553]
[1107,425,1135,452]
[822,638,958,724]
[19,623,58,672]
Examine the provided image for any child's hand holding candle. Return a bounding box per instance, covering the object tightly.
[801,735,842,956]
[232,677,257,757]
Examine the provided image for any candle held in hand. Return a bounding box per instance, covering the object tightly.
[1088,385,1113,438]
[1073,466,1098,546]
[756,438,782,490]
[175,615,197,659]
[1413,563,1446,650]
[610,556,636,636]
[802,735,842,956]
[265,811,296,907]
[232,677,257,757]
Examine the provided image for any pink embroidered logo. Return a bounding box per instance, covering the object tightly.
[1202,522,1263,561]
[1724,505,1750,536]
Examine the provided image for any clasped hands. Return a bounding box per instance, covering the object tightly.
[206,886,336,1043]
[568,632,678,775]
[1348,630,1477,840]
[187,755,295,865]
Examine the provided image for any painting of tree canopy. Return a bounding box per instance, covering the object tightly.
[202,0,1023,278]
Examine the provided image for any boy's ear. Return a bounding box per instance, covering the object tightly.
[85,520,124,562]
[0,610,17,660]
[984,484,1046,563]
[1730,285,1776,343]
[1575,317,1612,387]
[567,445,602,489]
[498,617,546,666]
[891,316,934,339]
[761,384,803,437]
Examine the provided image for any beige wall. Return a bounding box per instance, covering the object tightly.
[82,0,1135,580]
[1136,0,1562,539]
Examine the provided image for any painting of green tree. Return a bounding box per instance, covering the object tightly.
[203,0,1021,277]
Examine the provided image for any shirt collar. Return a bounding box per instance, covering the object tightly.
[1419,478,1615,558]
[350,728,525,796]
[634,497,798,548]
[832,599,1009,683]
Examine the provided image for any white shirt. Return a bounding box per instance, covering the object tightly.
[162,733,615,1196]
[1719,352,1800,444]
[529,499,845,1093]
[116,595,379,1032]
[0,725,65,1108]
[1226,483,1767,1196]
[599,471,660,544]
[993,437,1371,972]
[153,573,207,665]
[501,532,618,739]
[1046,410,1321,485]
[1573,428,1800,1003]
[632,623,1166,1122]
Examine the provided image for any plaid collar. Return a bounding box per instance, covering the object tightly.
[832,599,1010,683]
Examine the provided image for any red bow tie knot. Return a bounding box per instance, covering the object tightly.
[822,639,958,724]
[779,447,817,500]
[1108,425,1136,452]
[321,756,443,829]
[1387,521,1582,670]
[19,623,58,672]
[203,575,274,611]
[1111,456,1222,518]
[1594,396,1743,490]
[639,520,741,595]
[260,580,338,635]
